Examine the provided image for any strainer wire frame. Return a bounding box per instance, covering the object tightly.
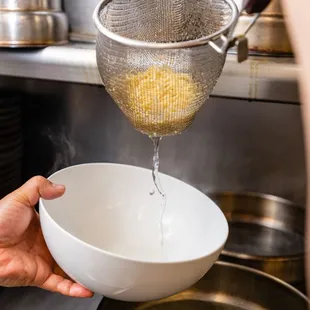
[93,0,239,53]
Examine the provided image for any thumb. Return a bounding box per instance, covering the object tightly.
[6,176,66,208]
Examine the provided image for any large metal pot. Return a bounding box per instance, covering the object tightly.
[0,0,62,11]
[98,262,308,310]
[207,191,305,284]
[63,0,98,42]
[0,10,68,47]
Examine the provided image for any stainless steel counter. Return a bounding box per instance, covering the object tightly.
[0,287,103,310]
[0,43,299,103]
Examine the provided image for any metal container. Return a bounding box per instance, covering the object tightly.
[0,10,68,47]
[207,191,305,284]
[234,0,293,54]
[97,262,308,310]
[0,0,62,11]
[63,0,98,42]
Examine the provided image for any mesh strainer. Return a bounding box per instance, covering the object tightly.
[93,0,240,137]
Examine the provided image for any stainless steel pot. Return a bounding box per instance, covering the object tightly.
[0,0,62,11]
[97,262,308,310]
[207,191,305,284]
[64,0,98,42]
[0,10,68,47]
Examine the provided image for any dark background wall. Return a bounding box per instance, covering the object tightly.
[0,76,306,206]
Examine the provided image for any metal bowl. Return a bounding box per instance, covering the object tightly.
[207,191,305,284]
[98,261,308,310]
[0,10,68,47]
[0,0,61,11]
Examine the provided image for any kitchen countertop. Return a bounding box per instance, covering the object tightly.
[0,43,300,103]
[0,287,103,310]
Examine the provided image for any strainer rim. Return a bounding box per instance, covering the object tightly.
[93,0,239,49]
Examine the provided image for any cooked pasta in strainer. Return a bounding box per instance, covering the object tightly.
[122,66,203,136]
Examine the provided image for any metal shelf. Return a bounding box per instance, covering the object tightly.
[0,42,299,103]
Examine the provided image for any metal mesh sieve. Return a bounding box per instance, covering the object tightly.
[94,0,239,137]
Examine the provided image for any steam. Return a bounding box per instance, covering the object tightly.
[44,127,76,175]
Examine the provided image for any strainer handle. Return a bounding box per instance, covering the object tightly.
[208,12,260,63]
[207,0,242,55]
[208,36,230,55]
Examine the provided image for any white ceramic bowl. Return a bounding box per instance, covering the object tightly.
[39,163,228,302]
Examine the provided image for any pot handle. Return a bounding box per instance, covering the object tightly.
[233,0,271,13]
[244,0,272,13]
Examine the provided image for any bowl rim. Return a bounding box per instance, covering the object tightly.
[216,261,309,303]
[98,261,309,307]
[39,162,229,265]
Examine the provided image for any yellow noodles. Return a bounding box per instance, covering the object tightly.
[111,66,203,136]
[126,65,198,113]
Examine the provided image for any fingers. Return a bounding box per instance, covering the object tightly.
[53,264,70,279]
[40,273,94,298]
[6,176,66,208]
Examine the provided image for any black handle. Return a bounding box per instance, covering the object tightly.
[245,0,271,14]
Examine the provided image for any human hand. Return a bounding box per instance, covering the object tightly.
[0,176,93,298]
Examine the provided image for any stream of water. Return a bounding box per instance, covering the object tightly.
[151,137,167,248]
